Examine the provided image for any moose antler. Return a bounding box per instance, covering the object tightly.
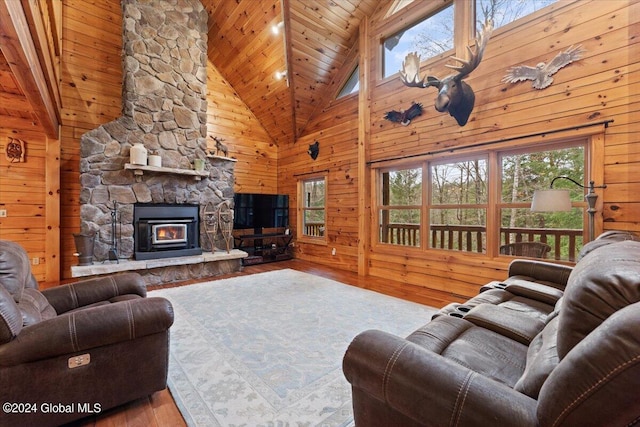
[400,52,428,87]
[445,19,493,80]
[398,19,493,126]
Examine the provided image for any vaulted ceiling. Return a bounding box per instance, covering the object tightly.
[0,0,384,144]
[204,0,381,145]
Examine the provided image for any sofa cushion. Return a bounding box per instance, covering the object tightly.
[514,314,560,399]
[0,285,22,344]
[576,230,640,261]
[407,315,528,388]
[0,240,32,302]
[538,302,640,426]
[17,288,57,326]
[557,240,640,358]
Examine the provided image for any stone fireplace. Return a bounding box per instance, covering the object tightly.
[77,0,240,282]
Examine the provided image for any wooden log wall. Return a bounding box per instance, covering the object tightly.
[279,95,361,271]
[0,0,61,283]
[206,65,277,193]
[279,0,640,300]
[0,129,48,281]
[1,0,276,282]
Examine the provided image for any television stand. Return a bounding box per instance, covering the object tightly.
[234,232,293,265]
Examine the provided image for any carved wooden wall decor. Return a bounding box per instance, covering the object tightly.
[5,137,25,162]
[502,45,585,89]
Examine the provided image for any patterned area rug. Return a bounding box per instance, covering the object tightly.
[149,269,437,426]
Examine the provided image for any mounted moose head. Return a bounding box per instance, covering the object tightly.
[400,20,493,126]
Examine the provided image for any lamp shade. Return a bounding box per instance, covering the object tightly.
[531,189,572,212]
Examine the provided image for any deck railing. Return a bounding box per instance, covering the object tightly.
[305,221,583,260]
[382,224,584,261]
[304,222,324,237]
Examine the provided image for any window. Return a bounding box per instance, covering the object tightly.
[337,66,359,99]
[299,176,326,240]
[431,158,488,252]
[476,0,557,30]
[500,143,585,260]
[382,3,454,79]
[375,140,587,261]
[386,0,416,17]
[379,167,422,246]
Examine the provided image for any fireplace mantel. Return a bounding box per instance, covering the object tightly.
[124,163,210,182]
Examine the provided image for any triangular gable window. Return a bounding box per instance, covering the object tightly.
[385,0,415,18]
[337,66,359,99]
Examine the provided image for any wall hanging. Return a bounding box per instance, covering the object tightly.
[399,20,493,126]
[5,137,25,162]
[502,45,584,89]
[384,102,423,126]
[308,141,319,160]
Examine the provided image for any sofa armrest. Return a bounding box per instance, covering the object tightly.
[0,297,173,366]
[464,304,545,345]
[508,259,572,290]
[42,272,147,314]
[343,329,537,427]
[503,280,564,306]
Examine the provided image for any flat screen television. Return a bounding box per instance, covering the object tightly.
[233,193,289,233]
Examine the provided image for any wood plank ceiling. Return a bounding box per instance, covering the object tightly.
[0,0,382,144]
[204,0,380,145]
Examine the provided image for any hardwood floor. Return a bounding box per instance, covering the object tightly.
[63,259,456,427]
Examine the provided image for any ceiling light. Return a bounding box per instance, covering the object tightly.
[271,21,284,35]
[275,70,287,80]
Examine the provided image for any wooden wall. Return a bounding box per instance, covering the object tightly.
[0,129,48,281]
[279,0,640,300]
[58,0,122,280]
[279,95,361,271]
[206,65,278,193]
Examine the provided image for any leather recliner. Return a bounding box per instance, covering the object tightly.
[0,240,174,427]
[343,235,640,426]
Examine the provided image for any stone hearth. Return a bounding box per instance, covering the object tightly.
[77,0,241,283]
[71,250,247,285]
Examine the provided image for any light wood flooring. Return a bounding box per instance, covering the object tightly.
[63,259,456,427]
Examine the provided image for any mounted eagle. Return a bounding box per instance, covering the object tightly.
[502,45,584,89]
[384,102,423,126]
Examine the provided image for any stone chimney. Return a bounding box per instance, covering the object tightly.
[78,0,234,261]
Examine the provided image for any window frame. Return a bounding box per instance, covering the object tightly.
[297,174,328,245]
[336,65,359,99]
[378,0,456,81]
[428,154,489,253]
[373,137,592,259]
[376,165,425,248]
[377,1,454,83]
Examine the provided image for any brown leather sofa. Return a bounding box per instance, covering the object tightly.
[343,233,640,426]
[0,240,174,427]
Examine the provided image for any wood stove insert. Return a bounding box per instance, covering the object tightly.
[134,203,202,260]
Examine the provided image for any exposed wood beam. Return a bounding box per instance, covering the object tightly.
[21,0,63,116]
[281,0,297,141]
[357,17,370,276]
[0,0,59,138]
